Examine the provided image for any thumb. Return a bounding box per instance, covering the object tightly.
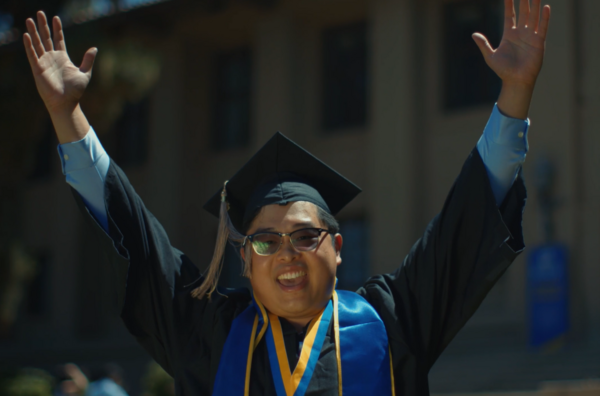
[80,47,98,75]
[472,33,494,60]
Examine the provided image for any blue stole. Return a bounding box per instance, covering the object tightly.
[212,290,395,395]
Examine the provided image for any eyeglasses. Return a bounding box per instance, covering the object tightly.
[243,228,331,256]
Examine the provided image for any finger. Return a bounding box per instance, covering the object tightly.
[538,5,551,39]
[36,11,54,52]
[52,16,66,51]
[504,0,516,30]
[23,33,40,69]
[472,33,495,60]
[80,47,98,75]
[518,0,530,29]
[25,18,45,57]
[528,0,541,31]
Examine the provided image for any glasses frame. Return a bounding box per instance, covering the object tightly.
[242,227,331,256]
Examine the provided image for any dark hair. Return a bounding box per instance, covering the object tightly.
[242,203,339,235]
[315,206,340,234]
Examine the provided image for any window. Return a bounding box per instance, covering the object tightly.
[443,0,502,110]
[114,97,150,168]
[336,218,369,291]
[322,21,368,131]
[212,47,252,150]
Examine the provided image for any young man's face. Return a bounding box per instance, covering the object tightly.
[242,201,342,326]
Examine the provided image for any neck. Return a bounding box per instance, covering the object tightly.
[282,316,313,332]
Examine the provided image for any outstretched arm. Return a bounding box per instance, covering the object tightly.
[23,14,238,384]
[24,11,109,230]
[474,0,551,204]
[359,1,550,382]
[24,11,96,143]
[473,0,551,119]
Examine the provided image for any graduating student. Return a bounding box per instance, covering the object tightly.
[23,0,550,394]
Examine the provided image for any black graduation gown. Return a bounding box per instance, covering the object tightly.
[73,148,526,396]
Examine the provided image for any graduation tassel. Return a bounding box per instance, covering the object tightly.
[191,180,244,299]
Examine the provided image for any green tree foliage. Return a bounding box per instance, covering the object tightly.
[142,361,174,396]
[0,368,54,396]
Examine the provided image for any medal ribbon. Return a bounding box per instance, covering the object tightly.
[265,301,333,396]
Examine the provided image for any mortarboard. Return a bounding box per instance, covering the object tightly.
[203,132,362,233]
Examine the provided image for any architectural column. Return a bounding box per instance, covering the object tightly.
[526,0,580,339]
[147,40,185,244]
[368,0,417,274]
[254,13,295,147]
[579,0,600,344]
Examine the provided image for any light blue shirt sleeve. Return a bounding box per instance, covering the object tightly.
[477,104,529,206]
[57,127,110,231]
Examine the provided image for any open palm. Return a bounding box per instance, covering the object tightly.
[473,0,551,88]
[24,12,97,113]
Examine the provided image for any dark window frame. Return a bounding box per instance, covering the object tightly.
[336,217,370,291]
[114,96,150,168]
[443,0,503,110]
[211,46,253,151]
[321,21,369,132]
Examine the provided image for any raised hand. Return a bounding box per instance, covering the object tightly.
[473,0,550,87]
[23,11,95,143]
[472,0,551,119]
[24,11,97,113]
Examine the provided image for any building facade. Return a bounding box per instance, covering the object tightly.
[1,0,598,393]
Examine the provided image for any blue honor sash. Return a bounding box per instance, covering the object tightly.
[212,290,395,395]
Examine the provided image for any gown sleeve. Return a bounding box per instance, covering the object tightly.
[356,148,526,385]
[71,159,251,384]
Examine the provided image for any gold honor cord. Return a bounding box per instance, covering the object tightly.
[267,308,326,396]
[244,295,270,396]
[332,291,343,396]
[389,345,396,396]
[254,296,269,349]
[290,311,324,391]
[268,315,293,395]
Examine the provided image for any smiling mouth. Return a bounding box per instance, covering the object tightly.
[276,271,307,289]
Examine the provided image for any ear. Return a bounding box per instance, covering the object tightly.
[334,233,343,266]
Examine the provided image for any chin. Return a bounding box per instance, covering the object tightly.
[278,299,312,315]
[284,297,329,316]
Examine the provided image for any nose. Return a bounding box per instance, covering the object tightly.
[277,235,299,261]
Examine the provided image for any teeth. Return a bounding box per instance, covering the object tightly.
[277,271,306,280]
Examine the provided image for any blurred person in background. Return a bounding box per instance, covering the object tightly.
[53,363,88,396]
[22,0,551,394]
[86,363,128,396]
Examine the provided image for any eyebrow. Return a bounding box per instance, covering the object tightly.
[254,222,317,233]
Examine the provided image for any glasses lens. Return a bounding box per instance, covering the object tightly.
[252,233,281,255]
[291,228,322,251]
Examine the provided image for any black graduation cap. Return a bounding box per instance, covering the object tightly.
[203,132,362,232]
